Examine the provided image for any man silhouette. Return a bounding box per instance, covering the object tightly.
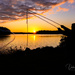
[58,23,75,63]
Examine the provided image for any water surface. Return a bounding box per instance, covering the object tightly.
[0,34,63,52]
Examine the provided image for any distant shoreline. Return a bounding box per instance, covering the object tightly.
[12,30,61,34]
[11,33,61,34]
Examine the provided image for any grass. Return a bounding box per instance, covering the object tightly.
[0,36,74,74]
[0,46,67,74]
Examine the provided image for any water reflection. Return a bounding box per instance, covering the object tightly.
[0,35,10,40]
[33,35,36,41]
[0,34,63,51]
[0,36,10,48]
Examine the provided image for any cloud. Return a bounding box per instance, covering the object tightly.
[68,0,75,3]
[0,0,74,23]
[56,7,69,12]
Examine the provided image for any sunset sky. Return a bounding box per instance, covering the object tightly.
[0,0,75,32]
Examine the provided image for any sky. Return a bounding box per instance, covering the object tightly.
[0,0,75,32]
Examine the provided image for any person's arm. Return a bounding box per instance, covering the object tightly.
[61,25,71,31]
[58,25,71,36]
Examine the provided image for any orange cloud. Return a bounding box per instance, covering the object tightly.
[68,0,75,3]
[56,7,69,12]
[0,0,74,23]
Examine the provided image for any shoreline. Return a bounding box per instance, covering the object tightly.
[0,46,68,74]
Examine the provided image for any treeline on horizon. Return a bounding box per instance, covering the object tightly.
[36,30,60,34]
[13,30,61,34]
[0,27,61,34]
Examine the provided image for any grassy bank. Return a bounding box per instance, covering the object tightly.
[0,46,68,74]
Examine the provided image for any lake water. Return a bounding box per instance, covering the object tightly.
[0,34,63,52]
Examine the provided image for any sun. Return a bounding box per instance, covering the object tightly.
[33,30,36,34]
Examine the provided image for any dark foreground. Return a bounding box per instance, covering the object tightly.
[0,46,74,74]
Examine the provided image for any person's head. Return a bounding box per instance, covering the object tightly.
[72,23,75,31]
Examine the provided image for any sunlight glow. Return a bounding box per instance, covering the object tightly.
[33,30,36,34]
[33,35,36,41]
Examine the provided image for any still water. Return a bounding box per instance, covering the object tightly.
[0,34,63,51]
